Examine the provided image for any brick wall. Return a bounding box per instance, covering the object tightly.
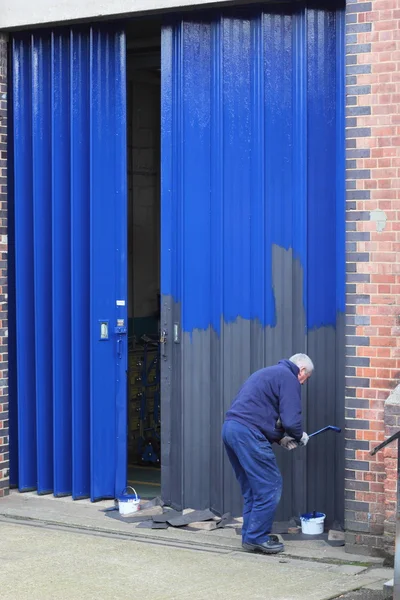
[0,33,9,499]
[345,0,400,556]
[383,387,400,558]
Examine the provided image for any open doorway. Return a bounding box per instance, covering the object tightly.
[126,21,162,500]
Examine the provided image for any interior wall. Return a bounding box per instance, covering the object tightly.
[127,46,162,467]
[127,61,160,337]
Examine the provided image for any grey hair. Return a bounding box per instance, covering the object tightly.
[289,353,314,375]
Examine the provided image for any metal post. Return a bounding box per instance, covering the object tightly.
[394,439,400,597]
[371,430,400,597]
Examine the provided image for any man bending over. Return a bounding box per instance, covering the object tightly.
[222,354,314,554]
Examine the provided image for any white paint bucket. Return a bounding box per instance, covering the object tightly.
[300,512,326,535]
[117,487,140,516]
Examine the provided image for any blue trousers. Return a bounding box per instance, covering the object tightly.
[222,419,282,545]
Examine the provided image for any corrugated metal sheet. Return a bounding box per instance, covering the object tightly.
[8,4,344,523]
[161,5,345,522]
[10,27,128,500]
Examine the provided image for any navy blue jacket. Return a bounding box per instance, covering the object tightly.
[225,360,303,443]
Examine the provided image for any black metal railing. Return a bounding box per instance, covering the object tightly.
[371,430,400,597]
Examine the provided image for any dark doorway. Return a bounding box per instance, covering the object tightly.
[126,21,162,500]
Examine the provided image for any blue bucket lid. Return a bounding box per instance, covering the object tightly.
[118,494,139,501]
[300,512,325,520]
[117,486,139,502]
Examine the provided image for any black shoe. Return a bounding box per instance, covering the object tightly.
[242,534,280,546]
[241,534,280,545]
[242,538,284,555]
[268,535,280,543]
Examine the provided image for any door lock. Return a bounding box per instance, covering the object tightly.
[99,321,109,340]
[160,330,167,357]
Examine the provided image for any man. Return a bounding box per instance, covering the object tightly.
[222,353,314,555]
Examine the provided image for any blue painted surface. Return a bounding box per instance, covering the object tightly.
[307,10,338,330]
[10,26,127,500]
[70,30,91,500]
[13,38,37,491]
[9,6,344,506]
[90,28,127,501]
[52,33,72,496]
[113,32,128,500]
[161,7,345,334]
[32,34,54,494]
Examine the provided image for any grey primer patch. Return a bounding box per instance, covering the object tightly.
[370,208,387,232]
[161,245,344,525]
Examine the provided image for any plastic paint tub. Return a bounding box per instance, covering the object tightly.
[300,512,326,535]
[117,487,140,516]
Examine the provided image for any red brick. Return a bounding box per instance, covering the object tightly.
[370,337,396,347]
[374,20,396,31]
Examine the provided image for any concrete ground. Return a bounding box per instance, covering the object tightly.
[0,521,394,600]
[0,491,394,600]
[334,592,391,600]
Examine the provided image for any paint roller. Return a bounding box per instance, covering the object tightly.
[276,418,341,440]
[308,425,341,439]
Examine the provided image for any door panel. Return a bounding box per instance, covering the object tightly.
[90,29,127,500]
[11,26,128,501]
[32,34,54,495]
[52,32,72,497]
[12,38,37,491]
[161,6,345,522]
[71,30,91,500]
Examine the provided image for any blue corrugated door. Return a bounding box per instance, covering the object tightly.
[161,6,345,522]
[10,26,127,501]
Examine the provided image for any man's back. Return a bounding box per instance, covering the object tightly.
[225,360,303,443]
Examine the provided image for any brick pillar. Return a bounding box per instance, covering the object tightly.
[345,0,400,556]
[0,33,8,498]
[383,386,400,558]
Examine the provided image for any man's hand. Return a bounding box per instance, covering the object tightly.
[298,432,309,447]
[279,436,298,451]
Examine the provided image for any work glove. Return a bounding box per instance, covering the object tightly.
[298,432,309,447]
[279,436,298,451]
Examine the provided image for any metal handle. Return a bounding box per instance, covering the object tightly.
[117,337,122,359]
[309,426,341,439]
[160,330,167,358]
[121,486,138,501]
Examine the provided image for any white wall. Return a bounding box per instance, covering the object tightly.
[0,0,246,29]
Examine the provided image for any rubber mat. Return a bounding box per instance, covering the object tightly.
[281,532,328,541]
[167,509,216,527]
[216,513,234,528]
[141,497,164,509]
[105,512,153,524]
[137,520,169,530]
[105,505,163,524]
[153,510,182,523]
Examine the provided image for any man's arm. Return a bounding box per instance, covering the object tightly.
[278,375,303,442]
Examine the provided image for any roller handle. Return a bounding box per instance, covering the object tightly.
[309,425,341,439]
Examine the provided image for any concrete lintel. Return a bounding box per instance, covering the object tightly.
[0,0,256,31]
